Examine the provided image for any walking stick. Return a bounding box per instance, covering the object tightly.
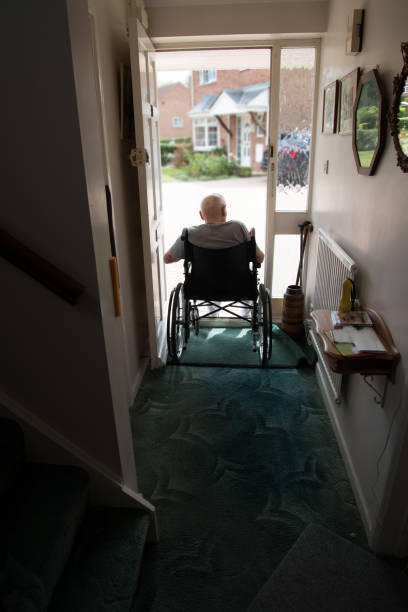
[296,221,313,288]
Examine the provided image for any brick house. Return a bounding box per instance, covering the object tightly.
[189,69,269,172]
[158,82,193,140]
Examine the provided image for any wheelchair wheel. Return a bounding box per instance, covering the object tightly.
[190,304,199,335]
[258,284,273,366]
[167,283,187,363]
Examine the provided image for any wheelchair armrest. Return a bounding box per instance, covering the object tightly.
[249,227,256,242]
[181,228,188,241]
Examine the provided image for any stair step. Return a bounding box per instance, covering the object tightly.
[49,506,150,612]
[0,418,26,494]
[1,463,89,611]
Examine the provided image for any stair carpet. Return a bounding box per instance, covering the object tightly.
[0,418,149,611]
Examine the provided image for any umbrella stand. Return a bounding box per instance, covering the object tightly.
[281,222,313,338]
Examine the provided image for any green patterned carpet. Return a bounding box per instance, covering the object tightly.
[176,325,316,368]
[131,366,366,612]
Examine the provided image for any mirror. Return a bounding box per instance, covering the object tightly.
[352,69,386,175]
[389,42,408,173]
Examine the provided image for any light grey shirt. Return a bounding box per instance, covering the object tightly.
[169,220,253,259]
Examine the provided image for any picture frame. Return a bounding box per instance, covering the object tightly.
[322,80,339,134]
[338,68,360,134]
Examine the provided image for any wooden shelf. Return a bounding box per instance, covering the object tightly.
[310,308,400,382]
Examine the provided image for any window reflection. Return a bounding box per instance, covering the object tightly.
[356,80,379,168]
[399,76,408,155]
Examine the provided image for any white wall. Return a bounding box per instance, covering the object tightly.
[307,0,408,554]
[1,0,122,477]
[147,1,328,39]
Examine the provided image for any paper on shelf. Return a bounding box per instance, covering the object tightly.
[332,327,386,353]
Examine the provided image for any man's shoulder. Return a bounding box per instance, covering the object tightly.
[228,219,248,229]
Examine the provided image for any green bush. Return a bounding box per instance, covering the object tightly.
[161,147,244,179]
[201,154,231,177]
[160,142,177,166]
[356,106,378,129]
[356,128,378,151]
[237,166,252,177]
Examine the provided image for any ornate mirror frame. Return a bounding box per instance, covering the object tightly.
[389,42,408,173]
[352,68,386,176]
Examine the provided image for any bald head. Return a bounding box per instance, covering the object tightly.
[200,194,227,223]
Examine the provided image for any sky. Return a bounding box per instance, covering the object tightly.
[157,70,191,87]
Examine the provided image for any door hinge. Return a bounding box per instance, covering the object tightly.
[129,148,150,167]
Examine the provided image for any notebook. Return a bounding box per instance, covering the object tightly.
[331,327,386,353]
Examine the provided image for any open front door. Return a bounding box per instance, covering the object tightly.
[129,19,167,368]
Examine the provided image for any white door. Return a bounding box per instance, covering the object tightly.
[241,114,252,167]
[264,45,317,317]
[129,19,167,368]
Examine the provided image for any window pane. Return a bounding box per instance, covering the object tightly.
[195,126,205,146]
[276,48,315,212]
[208,125,218,146]
[272,235,300,298]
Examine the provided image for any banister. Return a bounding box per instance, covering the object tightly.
[0,228,84,305]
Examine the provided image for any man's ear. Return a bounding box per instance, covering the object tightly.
[221,204,227,218]
[199,210,204,220]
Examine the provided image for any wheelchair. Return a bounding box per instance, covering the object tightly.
[167,228,273,367]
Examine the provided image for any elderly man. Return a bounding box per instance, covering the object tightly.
[163,193,264,265]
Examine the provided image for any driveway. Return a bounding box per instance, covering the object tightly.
[163,175,268,250]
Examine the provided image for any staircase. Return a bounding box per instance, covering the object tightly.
[0,418,149,611]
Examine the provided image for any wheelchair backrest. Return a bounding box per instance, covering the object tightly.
[182,231,258,301]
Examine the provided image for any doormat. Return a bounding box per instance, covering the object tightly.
[175,324,316,368]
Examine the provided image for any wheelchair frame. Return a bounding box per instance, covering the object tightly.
[167,228,272,366]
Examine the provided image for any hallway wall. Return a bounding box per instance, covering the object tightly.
[306,0,408,554]
[146,0,328,39]
[1,0,122,477]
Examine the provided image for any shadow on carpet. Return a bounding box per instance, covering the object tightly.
[175,324,316,368]
[131,366,366,612]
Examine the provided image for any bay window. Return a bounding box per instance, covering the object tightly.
[193,118,219,150]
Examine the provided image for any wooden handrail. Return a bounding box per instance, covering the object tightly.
[0,228,84,305]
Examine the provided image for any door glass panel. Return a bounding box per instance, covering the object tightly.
[276,48,316,212]
[271,235,300,298]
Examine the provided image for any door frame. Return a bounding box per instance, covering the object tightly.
[154,39,321,315]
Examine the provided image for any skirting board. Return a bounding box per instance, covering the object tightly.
[315,361,374,545]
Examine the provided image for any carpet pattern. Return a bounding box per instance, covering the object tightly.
[177,325,316,368]
[131,366,366,612]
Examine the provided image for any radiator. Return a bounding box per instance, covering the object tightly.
[308,229,358,403]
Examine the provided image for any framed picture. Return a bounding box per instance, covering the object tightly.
[338,68,360,134]
[322,80,339,134]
